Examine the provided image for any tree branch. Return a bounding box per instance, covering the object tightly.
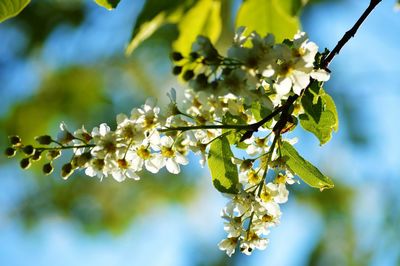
[271,0,382,134]
[323,0,382,68]
[160,0,382,136]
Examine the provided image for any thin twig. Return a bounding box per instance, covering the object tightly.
[323,0,382,68]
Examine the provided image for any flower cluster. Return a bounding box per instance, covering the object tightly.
[218,138,298,256]
[5,29,330,256]
[172,28,329,107]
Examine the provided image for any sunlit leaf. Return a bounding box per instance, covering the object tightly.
[279,0,308,16]
[208,136,239,194]
[236,0,300,42]
[125,0,185,55]
[281,141,334,191]
[300,85,338,145]
[321,92,339,131]
[94,0,120,10]
[173,0,222,55]
[0,0,30,23]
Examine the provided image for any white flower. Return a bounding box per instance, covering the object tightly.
[310,68,330,81]
[257,183,282,215]
[183,132,208,167]
[135,98,161,130]
[116,113,144,143]
[240,231,269,255]
[184,90,215,121]
[130,144,162,173]
[218,237,238,257]
[223,218,243,238]
[72,125,92,155]
[155,136,188,174]
[91,123,119,158]
[224,190,253,218]
[57,122,74,144]
[219,93,246,117]
[292,31,319,66]
[85,158,108,180]
[194,129,221,144]
[239,167,262,187]
[245,135,271,157]
[264,31,329,96]
[107,153,140,182]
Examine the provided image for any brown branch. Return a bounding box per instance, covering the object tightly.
[161,0,382,136]
[270,0,382,134]
[323,0,382,68]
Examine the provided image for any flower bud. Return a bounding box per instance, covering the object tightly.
[61,163,74,180]
[172,66,182,75]
[42,163,53,175]
[35,135,52,145]
[9,135,21,145]
[22,145,35,156]
[80,132,92,142]
[76,152,92,167]
[171,52,183,61]
[31,150,42,161]
[20,158,31,169]
[57,131,74,144]
[57,123,74,144]
[192,73,208,91]
[189,52,199,61]
[5,147,16,157]
[47,150,61,160]
[91,158,105,171]
[71,157,79,168]
[240,159,253,172]
[183,70,195,81]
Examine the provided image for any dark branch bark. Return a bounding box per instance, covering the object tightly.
[323,0,382,68]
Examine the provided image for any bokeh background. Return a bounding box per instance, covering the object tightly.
[1,0,399,265]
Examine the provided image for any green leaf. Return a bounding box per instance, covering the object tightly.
[94,0,120,10]
[281,141,334,191]
[0,0,30,23]
[208,136,239,194]
[279,0,308,16]
[300,86,338,145]
[125,0,185,55]
[321,92,339,131]
[173,0,222,55]
[251,101,271,121]
[251,102,263,121]
[236,0,300,42]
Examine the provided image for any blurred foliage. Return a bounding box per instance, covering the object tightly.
[4,1,85,54]
[0,0,30,23]
[94,0,121,10]
[296,184,360,266]
[2,67,110,140]
[15,170,196,234]
[173,0,222,55]
[125,0,189,55]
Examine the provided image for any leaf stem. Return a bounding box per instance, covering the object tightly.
[246,132,280,237]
